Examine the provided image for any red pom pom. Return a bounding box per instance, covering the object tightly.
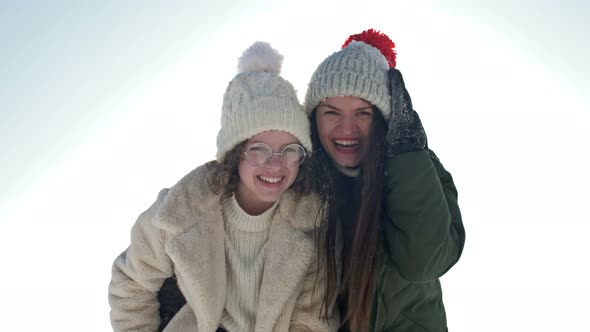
[342,29,397,68]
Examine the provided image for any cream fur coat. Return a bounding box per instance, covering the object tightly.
[109,164,338,332]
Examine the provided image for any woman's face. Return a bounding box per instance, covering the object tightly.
[236,130,302,215]
[315,96,374,168]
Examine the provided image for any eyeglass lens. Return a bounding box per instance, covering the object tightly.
[244,143,305,167]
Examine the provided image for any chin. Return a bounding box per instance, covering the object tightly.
[334,159,361,169]
[257,192,285,203]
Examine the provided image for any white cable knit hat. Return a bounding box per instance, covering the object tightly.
[304,29,397,120]
[216,41,311,162]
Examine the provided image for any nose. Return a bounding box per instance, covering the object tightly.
[338,114,358,135]
[265,154,283,169]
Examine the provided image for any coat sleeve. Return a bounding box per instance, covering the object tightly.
[382,149,465,282]
[289,245,340,332]
[109,190,175,332]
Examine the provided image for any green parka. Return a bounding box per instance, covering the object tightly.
[335,149,465,332]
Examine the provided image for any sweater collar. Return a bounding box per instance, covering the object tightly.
[222,195,276,232]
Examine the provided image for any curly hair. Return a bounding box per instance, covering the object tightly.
[207,140,314,199]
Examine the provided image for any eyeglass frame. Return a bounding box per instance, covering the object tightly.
[242,142,306,168]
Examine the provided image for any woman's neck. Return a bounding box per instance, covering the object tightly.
[234,184,276,215]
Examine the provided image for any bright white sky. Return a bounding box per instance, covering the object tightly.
[1,1,589,331]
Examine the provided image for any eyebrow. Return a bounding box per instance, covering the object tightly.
[317,103,373,112]
[248,140,298,148]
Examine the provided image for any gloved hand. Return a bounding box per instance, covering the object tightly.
[385,68,428,156]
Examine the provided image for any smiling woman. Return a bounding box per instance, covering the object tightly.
[236,131,307,215]
[108,41,338,332]
[314,96,375,170]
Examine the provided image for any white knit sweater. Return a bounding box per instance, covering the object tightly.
[220,195,277,332]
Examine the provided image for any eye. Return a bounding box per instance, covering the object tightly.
[244,143,271,166]
[318,108,339,117]
[248,146,268,155]
[356,109,373,118]
[281,144,306,167]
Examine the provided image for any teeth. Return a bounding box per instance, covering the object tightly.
[334,139,359,146]
[259,176,282,183]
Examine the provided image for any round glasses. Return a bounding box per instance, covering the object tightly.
[243,142,306,168]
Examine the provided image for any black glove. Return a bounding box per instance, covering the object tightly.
[385,68,428,156]
[158,276,186,331]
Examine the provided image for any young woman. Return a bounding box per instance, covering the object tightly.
[109,41,338,332]
[305,30,466,331]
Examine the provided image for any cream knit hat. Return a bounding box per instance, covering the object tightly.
[304,29,397,120]
[216,41,311,162]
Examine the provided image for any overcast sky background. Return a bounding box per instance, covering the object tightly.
[1,1,589,331]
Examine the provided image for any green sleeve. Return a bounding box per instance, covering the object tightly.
[382,149,465,282]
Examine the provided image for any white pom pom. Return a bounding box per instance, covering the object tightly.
[238,41,283,75]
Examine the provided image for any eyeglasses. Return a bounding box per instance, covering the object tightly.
[243,142,306,168]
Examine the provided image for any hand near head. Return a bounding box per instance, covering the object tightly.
[385,68,428,156]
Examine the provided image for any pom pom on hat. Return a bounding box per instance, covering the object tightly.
[342,29,397,68]
[304,28,394,119]
[238,41,284,75]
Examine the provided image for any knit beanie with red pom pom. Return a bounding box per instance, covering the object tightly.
[304,29,397,120]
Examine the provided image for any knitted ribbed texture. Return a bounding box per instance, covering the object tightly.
[216,44,312,162]
[220,195,276,332]
[304,41,391,120]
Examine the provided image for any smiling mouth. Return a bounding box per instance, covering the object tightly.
[258,175,283,184]
[333,139,360,149]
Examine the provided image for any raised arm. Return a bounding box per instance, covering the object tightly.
[382,68,465,282]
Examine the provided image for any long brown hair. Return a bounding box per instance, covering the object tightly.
[311,107,387,332]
